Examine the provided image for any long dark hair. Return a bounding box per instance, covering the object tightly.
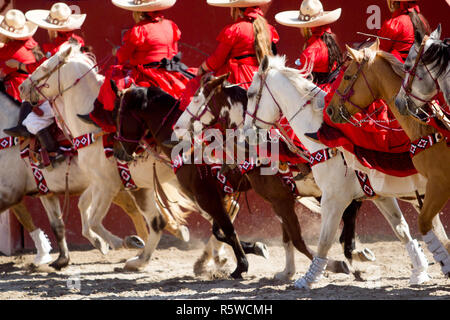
[321,31,343,72]
[408,7,431,37]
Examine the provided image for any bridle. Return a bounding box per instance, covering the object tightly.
[401,35,449,118]
[334,55,403,131]
[184,86,221,131]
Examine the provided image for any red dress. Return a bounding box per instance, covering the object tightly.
[0,38,38,101]
[98,12,193,113]
[25,31,85,74]
[378,4,427,62]
[279,27,336,162]
[205,7,279,89]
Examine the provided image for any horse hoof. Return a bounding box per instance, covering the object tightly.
[94,238,109,255]
[254,242,269,259]
[293,277,312,290]
[230,270,243,279]
[410,271,431,285]
[33,253,52,266]
[124,257,146,271]
[49,257,70,270]
[124,235,145,249]
[274,271,294,281]
[355,248,376,262]
[178,226,190,243]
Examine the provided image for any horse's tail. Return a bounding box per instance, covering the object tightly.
[153,165,196,226]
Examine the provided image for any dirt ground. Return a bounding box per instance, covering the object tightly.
[0,235,449,300]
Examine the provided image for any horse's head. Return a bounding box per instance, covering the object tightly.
[396,24,446,115]
[173,73,232,139]
[112,83,149,162]
[19,43,99,105]
[244,55,326,136]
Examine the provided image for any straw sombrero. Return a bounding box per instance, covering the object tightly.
[206,0,271,8]
[111,0,176,12]
[25,2,86,32]
[275,0,341,28]
[0,9,37,40]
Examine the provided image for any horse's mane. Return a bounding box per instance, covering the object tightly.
[422,39,450,78]
[266,55,316,99]
[223,81,248,108]
[362,48,406,80]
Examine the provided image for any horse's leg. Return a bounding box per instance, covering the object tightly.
[88,185,124,250]
[113,191,148,242]
[11,202,52,266]
[123,189,163,271]
[295,194,351,289]
[194,195,240,276]
[339,200,375,263]
[373,197,430,285]
[77,187,109,254]
[274,225,295,281]
[419,178,450,277]
[39,196,70,270]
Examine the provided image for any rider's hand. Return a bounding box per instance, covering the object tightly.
[5,59,20,69]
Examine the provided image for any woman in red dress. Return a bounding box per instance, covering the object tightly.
[378,0,430,62]
[80,0,195,133]
[197,0,279,90]
[0,9,39,103]
[4,2,87,165]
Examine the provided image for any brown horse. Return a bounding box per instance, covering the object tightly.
[326,40,450,276]
[111,82,358,280]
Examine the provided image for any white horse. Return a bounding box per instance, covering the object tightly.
[0,90,182,269]
[19,43,237,273]
[242,55,449,288]
[396,25,450,117]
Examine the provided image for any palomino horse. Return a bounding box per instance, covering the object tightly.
[19,43,239,275]
[113,84,351,280]
[0,90,187,269]
[173,73,378,277]
[326,40,450,278]
[396,25,450,118]
[242,55,440,288]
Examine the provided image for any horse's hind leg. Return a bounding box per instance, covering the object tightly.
[373,197,430,284]
[339,200,375,263]
[39,196,70,270]
[11,202,52,266]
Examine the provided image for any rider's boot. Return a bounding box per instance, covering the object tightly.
[4,102,33,137]
[36,127,65,167]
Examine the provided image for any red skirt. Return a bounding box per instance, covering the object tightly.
[4,72,28,102]
[98,64,196,112]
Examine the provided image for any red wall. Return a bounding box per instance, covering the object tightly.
[9,0,450,249]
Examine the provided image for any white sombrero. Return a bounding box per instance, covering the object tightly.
[275,0,341,28]
[0,9,37,40]
[111,0,176,12]
[25,2,86,32]
[207,0,271,8]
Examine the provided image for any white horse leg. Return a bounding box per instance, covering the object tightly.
[373,197,430,285]
[78,187,109,254]
[275,240,295,281]
[88,185,124,250]
[294,195,350,289]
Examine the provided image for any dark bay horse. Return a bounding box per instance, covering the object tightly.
[112,83,351,280]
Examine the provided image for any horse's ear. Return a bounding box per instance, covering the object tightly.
[110,80,122,98]
[414,29,424,47]
[346,45,363,61]
[61,46,72,60]
[368,38,380,52]
[430,24,442,40]
[260,55,269,73]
